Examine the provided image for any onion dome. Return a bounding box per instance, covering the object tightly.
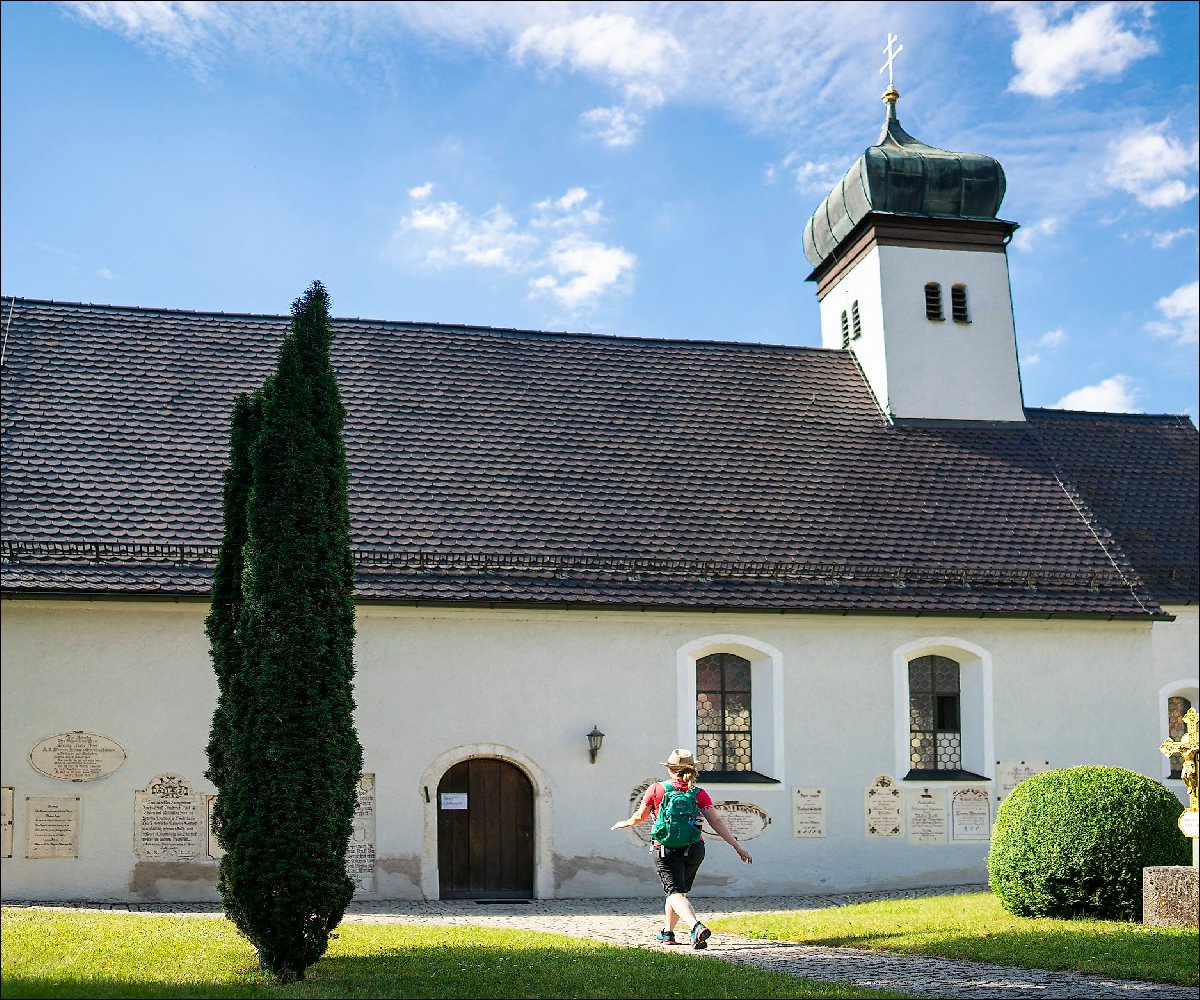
[803,86,1008,267]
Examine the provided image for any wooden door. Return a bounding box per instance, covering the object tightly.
[437,757,534,899]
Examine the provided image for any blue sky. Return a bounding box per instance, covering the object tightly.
[2,1,1197,417]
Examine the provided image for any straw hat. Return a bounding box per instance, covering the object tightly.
[660,749,698,769]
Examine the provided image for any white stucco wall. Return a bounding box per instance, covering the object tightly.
[2,597,1195,902]
[818,244,1025,423]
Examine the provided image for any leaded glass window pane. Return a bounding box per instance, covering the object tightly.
[909,655,961,772]
[696,652,753,772]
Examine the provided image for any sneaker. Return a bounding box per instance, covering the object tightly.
[655,928,678,944]
[690,922,711,950]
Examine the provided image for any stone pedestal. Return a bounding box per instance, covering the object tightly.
[1142,866,1199,928]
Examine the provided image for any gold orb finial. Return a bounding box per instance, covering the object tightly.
[882,84,900,105]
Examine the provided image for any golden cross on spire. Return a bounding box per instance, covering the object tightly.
[1161,706,1199,812]
[880,32,904,88]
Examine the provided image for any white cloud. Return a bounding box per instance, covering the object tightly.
[580,105,644,148]
[63,0,232,65]
[778,155,847,196]
[530,236,636,309]
[1143,281,1199,346]
[1023,327,1066,365]
[391,185,634,312]
[512,14,685,93]
[1010,216,1060,253]
[1001,1,1157,98]
[97,267,116,280]
[1151,227,1196,250]
[57,3,919,149]
[408,182,434,200]
[1053,374,1141,413]
[1105,125,1200,208]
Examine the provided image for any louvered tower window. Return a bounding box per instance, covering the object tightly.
[840,310,851,348]
[851,300,862,339]
[951,284,970,323]
[925,282,943,320]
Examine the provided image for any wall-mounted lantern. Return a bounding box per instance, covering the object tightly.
[587,725,605,764]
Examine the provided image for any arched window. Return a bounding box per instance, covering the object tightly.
[840,310,851,348]
[695,652,752,773]
[1168,695,1193,779]
[909,655,962,773]
[924,282,943,320]
[951,284,970,323]
[851,300,863,339]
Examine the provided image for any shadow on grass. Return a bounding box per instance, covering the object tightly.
[0,942,915,1000]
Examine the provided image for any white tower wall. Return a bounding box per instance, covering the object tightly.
[819,243,1025,423]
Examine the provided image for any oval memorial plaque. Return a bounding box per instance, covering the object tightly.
[29,731,127,782]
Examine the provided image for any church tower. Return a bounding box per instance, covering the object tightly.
[803,81,1025,424]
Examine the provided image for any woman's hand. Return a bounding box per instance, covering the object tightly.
[610,820,630,830]
[735,845,753,863]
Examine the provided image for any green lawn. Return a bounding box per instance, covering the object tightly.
[0,909,913,1000]
[710,891,1198,986]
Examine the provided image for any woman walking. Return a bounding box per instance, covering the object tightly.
[611,748,753,949]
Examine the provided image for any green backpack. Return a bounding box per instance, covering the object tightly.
[650,783,703,849]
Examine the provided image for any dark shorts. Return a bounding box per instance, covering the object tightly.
[654,840,705,895]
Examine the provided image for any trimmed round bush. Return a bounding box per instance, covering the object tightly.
[988,765,1189,921]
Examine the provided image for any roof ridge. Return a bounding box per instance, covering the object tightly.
[1027,405,1196,425]
[1,294,838,355]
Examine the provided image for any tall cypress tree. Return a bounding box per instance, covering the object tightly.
[205,390,259,797]
[214,282,362,983]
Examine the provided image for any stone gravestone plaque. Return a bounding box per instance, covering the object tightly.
[907,787,948,845]
[205,794,224,861]
[700,801,771,840]
[347,773,376,894]
[792,787,826,838]
[1,786,13,858]
[627,779,656,843]
[29,732,126,783]
[134,774,205,861]
[995,760,1049,803]
[865,775,903,838]
[26,796,80,859]
[951,786,992,841]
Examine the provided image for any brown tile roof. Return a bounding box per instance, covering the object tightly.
[2,297,1194,617]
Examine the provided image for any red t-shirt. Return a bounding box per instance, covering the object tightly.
[643,780,713,836]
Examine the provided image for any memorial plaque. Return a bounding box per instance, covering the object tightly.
[628,779,656,843]
[205,794,224,861]
[996,760,1049,802]
[907,787,948,845]
[2,786,13,858]
[1179,810,1199,839]
[134,774,205,861]
[951,786,992,841]
[347,773,377,894]
[29,732,126,782]
[26,796,79,859]
[865,774,903,838]
[701,801,771,840]
[792,787,826,838]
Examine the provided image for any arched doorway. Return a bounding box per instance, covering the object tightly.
[436,757,534,899]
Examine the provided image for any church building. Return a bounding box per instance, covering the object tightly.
[2,85,1197,903]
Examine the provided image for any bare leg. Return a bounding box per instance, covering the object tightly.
[666,891,699,931]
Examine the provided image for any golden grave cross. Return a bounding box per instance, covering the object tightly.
[1160,706,1199,814]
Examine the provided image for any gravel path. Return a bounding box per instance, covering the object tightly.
[6,886,1194,999]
